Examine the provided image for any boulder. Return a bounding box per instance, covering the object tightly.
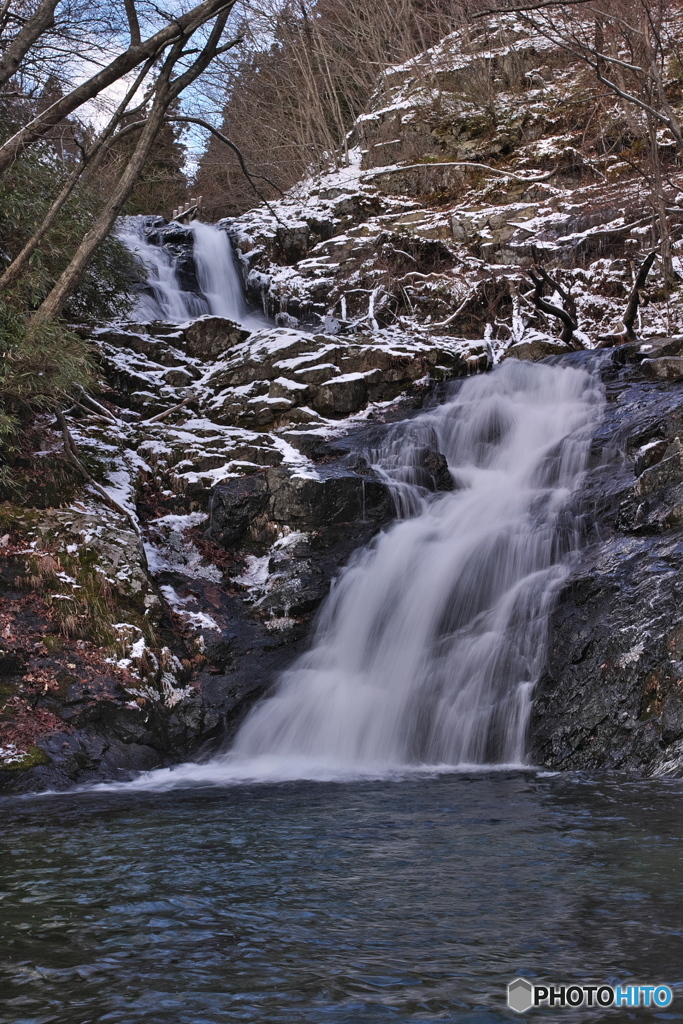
[209,474,270,545]
[181,316,251,360]
[503,338,572,362]
[641,356,683,381]
[313,371,376,416]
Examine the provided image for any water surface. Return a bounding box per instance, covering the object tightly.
[2,772,683,1023]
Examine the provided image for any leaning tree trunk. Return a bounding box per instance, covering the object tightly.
[0,59,155,294]
[30,98,169,323]
[30,7,234,322]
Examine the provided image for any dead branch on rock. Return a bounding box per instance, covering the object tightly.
[527,267,583,348]
[141,394,197,425]
[596,250,658,347]
[55,411,141,537]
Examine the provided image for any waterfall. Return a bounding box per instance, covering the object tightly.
[117,217,207,321]
[106,358,604,792]
[117,217,249,323]
[227,359,603,774]
[189,220,247,321]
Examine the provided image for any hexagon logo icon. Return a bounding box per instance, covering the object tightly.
[508,977,534,1013]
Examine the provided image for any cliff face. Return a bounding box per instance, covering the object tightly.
[532,342,683,776]
[223,19,683,348]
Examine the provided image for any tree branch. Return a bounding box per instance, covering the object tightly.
[124,0,141,46]
[527,268,581,346]
[596,250,657,346]
[168,115,285,202]
[0,0,237,177]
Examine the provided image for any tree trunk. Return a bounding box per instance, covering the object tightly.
[31,101,168,323]
[648,116,676,291]
[0,58,155,293]
[0,0,59,88]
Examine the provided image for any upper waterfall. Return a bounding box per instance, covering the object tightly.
[117,217,249,323]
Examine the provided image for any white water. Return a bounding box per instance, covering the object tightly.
[117,217,249,323]
[89,359,604,793]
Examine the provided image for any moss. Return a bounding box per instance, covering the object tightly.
[0,745,50,772]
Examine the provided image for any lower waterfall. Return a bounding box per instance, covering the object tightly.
[231,359,603,772]
[110,358,604,790]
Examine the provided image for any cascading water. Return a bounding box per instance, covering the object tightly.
[189,220,247,321]
[227,359,603,774]
[117,216,250,323]
[118,358,604,790]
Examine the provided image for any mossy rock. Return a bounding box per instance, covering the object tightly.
[0,746,50,771]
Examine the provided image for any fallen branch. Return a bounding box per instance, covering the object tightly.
[141,393,196,425]
[55,410,141,536]
[428,295,472,329]
[596,251,658,348]
[77,385,119,423]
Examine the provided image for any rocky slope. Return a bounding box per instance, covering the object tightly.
[0,308,475,792]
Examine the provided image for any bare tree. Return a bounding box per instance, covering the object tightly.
[0,0,237,178]
[478,0,683,286]
[0,55,157,292]
[0,0,61,88]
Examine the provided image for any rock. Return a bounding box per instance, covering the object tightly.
[641,356,683,381]
[181,316,251,360]
[313,371,371,416]
[164,367,197,387]
[33,510,161,621]
[266,467,393,529]
[209,474,270,545]
[416,447,454,491]
[530,356,683,775]
[633,337,683,362]
[503,338,573,362]
[294,362,341,384]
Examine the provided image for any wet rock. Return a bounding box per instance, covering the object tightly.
[641,356,683,381]
[416,447,454,491]
[266,466,393,529]
[530,357,683,775]
[209,474,270,545]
